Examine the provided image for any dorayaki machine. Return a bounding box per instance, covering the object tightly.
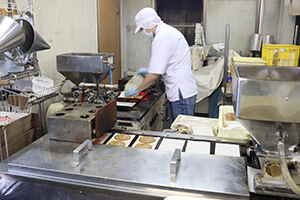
[232,65,300,199]
[47,53,119,142]
[0,53,251,199]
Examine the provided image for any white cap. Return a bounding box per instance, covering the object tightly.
[135,7,161,33]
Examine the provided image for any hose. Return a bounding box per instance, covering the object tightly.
[278,132,300,195]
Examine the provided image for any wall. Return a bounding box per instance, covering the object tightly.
[120,0,152,77]
[206,0,296,56]
[261,0,295,44]
[33,0,98,84]
[206,0,257,56]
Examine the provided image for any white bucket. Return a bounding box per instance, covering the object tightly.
[32,76,54,93]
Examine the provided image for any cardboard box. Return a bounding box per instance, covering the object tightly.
[0,113,35,146]
[0,113,40,160]
[1,128,35,160]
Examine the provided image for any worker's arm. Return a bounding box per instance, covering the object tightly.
[137,73,160,92]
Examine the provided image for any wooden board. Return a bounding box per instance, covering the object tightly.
[98,0,121,84]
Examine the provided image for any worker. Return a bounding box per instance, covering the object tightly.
[125,7,198,125]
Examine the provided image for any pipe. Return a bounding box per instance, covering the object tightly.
[294,25,298,45]
[110,69,113,85]
[222,24,230,105]
[110,69,114,99]
[255,0,261,33]
[78,82,118,90]
[277,131,300,195]
[258,0,264,35]
[203,0,207,39]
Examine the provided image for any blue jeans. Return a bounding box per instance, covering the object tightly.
[168,90,197,125]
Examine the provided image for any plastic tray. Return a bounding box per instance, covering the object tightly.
[171,115,218,136]
[218,105,250,141]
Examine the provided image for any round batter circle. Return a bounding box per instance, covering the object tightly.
[114,134,131,141]
[138,136,156,144]
[135,143,152,149]
[108,140,125,146]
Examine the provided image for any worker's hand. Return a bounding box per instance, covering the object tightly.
[125,87,139,96]
[136,68,148,76]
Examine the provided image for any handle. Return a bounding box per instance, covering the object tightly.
[170,148,181,182]
[0,80,11,86]
[73,140,92,165]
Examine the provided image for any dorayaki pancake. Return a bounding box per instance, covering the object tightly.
[138,136,156,144]
[108,140,125,146]
[135,143,152,149]
[225,113,237,121]
[114,134,131,141]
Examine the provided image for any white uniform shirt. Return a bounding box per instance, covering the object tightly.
[148,22,198,102]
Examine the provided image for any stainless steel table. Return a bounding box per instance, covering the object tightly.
[0,134,249,199]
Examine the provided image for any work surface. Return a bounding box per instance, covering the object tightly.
[0,134,249,199]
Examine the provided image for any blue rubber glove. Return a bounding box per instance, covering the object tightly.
[136,68,148,76]
[125,87,139,97]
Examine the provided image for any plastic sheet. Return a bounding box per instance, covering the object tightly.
[193,50,240,103]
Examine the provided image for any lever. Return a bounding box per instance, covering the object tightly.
[73,140,92,166]
[170,148,181,182]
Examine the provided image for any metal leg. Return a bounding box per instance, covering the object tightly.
[2,126,9,160]
[37,102,45,135]
[0,127,3,161]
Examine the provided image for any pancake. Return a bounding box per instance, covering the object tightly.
[114,134,131,141]
[135,143,152,149]
[225,112,237,121]
[138,136,156,144]
[108,140,125,146]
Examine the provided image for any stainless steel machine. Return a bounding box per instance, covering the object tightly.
[232,65,300,198]
[48,53,118,142]
[0,51,250,198]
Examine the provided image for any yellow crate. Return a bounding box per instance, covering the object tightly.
[262,44,300,66]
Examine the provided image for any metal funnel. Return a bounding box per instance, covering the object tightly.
[232,65,300,154]
[16,19,50,54]
[0,15,25,53]
[57,53,115,85]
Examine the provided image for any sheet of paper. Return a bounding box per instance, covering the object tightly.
[185,141,210,154]
[116,101,136,107]
[124,74,144,91]
[118,91,143,99]
[106,133,135,147]
[215,143,240,157]
[132,136,160,149]
[158,138,185,152]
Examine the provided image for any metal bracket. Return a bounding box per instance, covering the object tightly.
[170,148,181,182]
[73,140,93,166]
